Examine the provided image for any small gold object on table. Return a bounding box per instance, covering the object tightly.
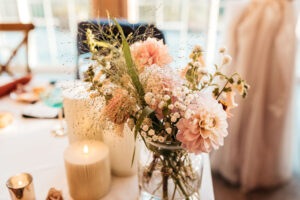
[6,173,35,200]
[64,140,111,200]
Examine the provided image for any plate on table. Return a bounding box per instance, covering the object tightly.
[10,84,46,104]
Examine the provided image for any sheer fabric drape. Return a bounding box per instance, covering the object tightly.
[211,0,296,191]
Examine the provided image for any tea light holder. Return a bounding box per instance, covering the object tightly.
[6,173,35,200]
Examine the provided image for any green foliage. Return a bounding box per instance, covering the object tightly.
[112,18,146,106]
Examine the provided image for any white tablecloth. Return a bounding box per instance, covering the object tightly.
[0,96,214,200]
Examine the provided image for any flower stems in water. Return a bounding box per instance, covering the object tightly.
[162,165,169,200]
[144,146,195,200]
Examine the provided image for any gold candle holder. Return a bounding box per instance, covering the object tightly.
[6,173,35,200]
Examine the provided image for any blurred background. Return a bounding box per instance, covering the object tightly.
[0,0,299,199]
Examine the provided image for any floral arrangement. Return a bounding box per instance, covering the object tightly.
[84,19,248,200]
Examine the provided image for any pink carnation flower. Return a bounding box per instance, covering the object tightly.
[130,38,173,72]
[105,90,134,124]
[176,93,228,154]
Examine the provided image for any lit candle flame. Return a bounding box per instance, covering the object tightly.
[83,145,89,154]
[18,181,23,186]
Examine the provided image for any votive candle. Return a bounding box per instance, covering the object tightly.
[6,173,35,200]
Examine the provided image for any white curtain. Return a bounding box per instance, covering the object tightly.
[211,0,296,192]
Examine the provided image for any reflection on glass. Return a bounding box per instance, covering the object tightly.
[41,85,67,137]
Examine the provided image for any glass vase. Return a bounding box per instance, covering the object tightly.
[138,141,203,200]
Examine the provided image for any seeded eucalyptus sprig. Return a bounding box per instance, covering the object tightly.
[183,46,249,100]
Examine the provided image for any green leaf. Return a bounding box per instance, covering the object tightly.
[131,106,154,166]
[223,87,232,92]
[244,83,250,89]
[112,18,146,105]
[228,77,234,84]
[215,72,225,77]
[213,87,219,96]
[185,68,194,83]
[162,106,169,117]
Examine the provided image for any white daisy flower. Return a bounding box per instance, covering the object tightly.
[168,104,174,110]
[150,98,156,105]
[166,128,172,134]
[171,116,177,123]
[174,102,181,108]
[158,136,165,143]
[174,112,180,119]
[158,101,165,109]
[141,131,147,137]
[163,95,170,101]
[152,135,158,141]
[148,129,155,136]
[145,92,154,104]
[142,125,149,132]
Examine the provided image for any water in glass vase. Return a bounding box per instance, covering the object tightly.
[138,142,203,200]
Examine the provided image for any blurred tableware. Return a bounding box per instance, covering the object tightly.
[10,84,45,104]
[0,112,13,129]
[40,85,66,137]
[10,92,39,103]
[0,75,32,97]
[32,87,45,95]
[64,140,111,199]
[22,102,58,119]
[6,173,35,200]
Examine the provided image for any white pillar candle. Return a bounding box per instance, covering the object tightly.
[103,122,140,177]
[61,81,105,143]
[64,140,111,200]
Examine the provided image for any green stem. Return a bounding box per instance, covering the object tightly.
[151,181,163,198]
[146,155,158,182]
[165,158,189,198]
[171,184,177,200]
[216,72,239,99]
[170,173,189,197]
[162,169,169,200]
[216,80,229,100]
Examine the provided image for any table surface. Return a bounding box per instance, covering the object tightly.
[0,87,215,200]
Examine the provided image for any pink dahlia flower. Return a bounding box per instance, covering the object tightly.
[130,38,172,72]
[176,93,228,154]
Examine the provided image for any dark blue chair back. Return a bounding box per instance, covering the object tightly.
[77,20,165,55]
[76,20,165,78]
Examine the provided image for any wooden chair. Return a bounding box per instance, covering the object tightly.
[0,23,35,76]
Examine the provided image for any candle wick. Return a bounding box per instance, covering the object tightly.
[83,145,89,154]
